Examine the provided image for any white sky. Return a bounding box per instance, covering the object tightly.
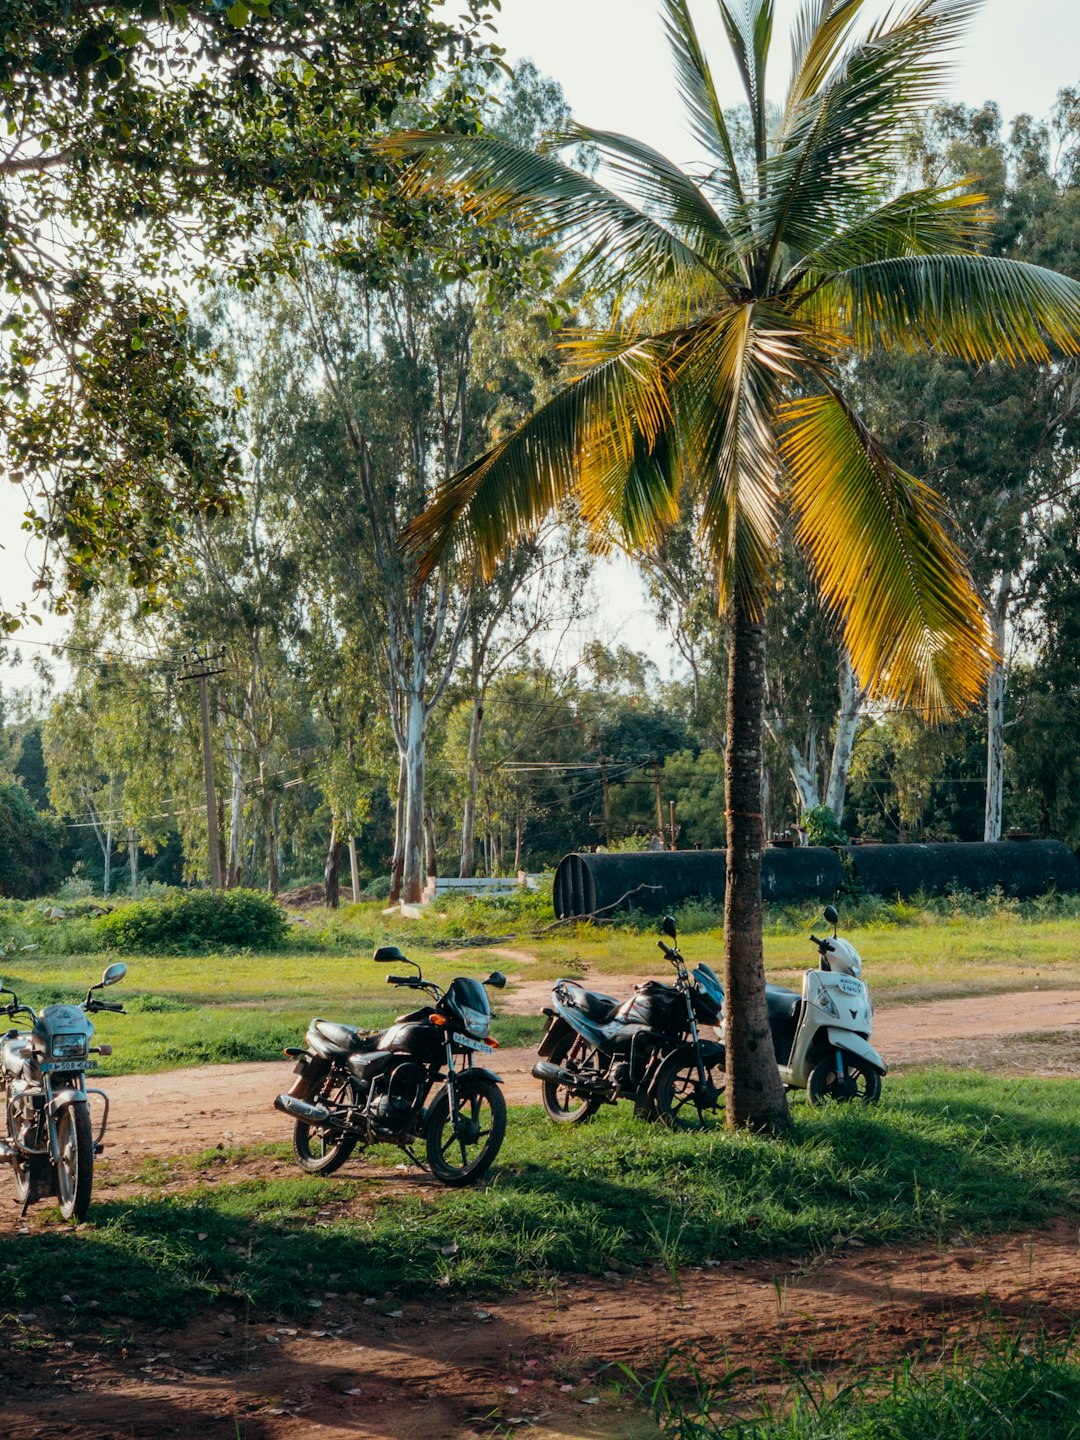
[3,0,1079,687]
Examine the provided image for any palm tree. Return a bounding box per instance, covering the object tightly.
[395,0,1080,1130]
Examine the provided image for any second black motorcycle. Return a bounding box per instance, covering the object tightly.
[275,947,507,1186]
[533,915,727,1129]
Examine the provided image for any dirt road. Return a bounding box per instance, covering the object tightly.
[100,987,1080,1161]
[3,1218,1076,1438]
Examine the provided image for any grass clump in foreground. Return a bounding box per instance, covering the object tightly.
[632,1337,1080,1439]
[632,1337,1080,1438]
[2,1070,1077,1327]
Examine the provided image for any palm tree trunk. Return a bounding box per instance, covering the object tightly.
[723,590,791,1132]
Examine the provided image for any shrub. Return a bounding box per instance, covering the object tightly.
[801,804,847,847]
[97,888,289,953]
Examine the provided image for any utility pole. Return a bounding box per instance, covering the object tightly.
[654,759,665,848]
[178,647,227,891]
[600,757,612,847]
[668,799,677,851]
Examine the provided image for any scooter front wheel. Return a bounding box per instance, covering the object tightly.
[540,1032,603,1125]
[807,1055,882,1106]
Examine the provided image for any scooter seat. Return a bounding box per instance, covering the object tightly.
[765,985,801,1023]
[554,982,620,1024]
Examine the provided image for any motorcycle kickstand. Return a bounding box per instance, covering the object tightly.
[400,1143,428,1172]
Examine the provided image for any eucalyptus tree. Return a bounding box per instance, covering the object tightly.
[396,0,1080,1130]
[0,1,497,626]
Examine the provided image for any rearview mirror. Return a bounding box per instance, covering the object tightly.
[823,904,839,927]
[373,945,406,963]
[662,914,677,941]
[101,962,127,988]
[483,971,507,989]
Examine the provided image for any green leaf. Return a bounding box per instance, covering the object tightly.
[226,1,250,26]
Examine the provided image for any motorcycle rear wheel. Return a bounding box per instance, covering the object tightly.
[292,1071,358,1175]
[425,1073,506,1187]
[540,1032,603,1124]
[55,1104,94,1222]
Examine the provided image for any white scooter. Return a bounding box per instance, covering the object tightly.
[759,904,886,1105]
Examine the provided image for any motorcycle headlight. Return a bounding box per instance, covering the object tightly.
[52,1032,88,1060]
[457,1005,490,1038]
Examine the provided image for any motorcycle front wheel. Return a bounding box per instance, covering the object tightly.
[540,1031,603,1125]
[807,1055,882,1106]
[425,1073,506,1187]
[293,1070,359,1175]
[653,1042,727,1131]
[12,1147,48,1208]
[55,1104,94,1222]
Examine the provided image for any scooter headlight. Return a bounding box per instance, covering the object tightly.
[813,984,840,1019]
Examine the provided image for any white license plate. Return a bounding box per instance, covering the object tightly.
[452,1033,492,1053]
[40,1060,96,1073]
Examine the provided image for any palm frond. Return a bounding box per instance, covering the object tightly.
[383,130,721,302]
[669,304,809,605]
[787,183,988,277]
[402,334,677,585]
[810,253,1080,362]
[565,123,743,278]
[761,0,983,263]
[785,0,869,118]
[717,0,775,166]
[660,0,749,216]
[782,388,993,713]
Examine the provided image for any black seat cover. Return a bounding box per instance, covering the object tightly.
[765,985,801,1023]
[309,1019,379,1059]
[556,982,620,1024]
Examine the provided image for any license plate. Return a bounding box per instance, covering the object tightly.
[452,1033,492,1053]
[40,1060,96,1073]
[838,978,863,995]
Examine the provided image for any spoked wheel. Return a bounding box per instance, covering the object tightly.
[653,1042,727,1131]
[11,1146,48,1208]
[540,1032,604,1125]
[425,1073,507,1187]
[292,1070,359,1175]
[807,1055,882,1107]
[55,1105,94,1222]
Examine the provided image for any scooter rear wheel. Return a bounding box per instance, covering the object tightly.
[807,1055,882,1106]
[540,1032,603,1124]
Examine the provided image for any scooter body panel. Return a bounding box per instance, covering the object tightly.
[783,971,876,1087]
[825,1027,886,1075]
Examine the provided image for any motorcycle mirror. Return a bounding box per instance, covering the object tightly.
[373,945,406,963]
[483,971,507,989]
[823,904,839,930]
[662,914,678,941]
[101,962,127,988]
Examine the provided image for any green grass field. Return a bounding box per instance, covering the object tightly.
[4,1070,1078,1327]
[1,891,1079,1073]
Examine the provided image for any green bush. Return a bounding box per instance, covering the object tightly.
[801,804,847,847]
[0,782,63,898]
[97,888,289,954]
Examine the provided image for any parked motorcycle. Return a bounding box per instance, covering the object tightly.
[756,904,886,1104]
[533,915,726,1129]
[275,947,508,1186]
[0,962,128,1221]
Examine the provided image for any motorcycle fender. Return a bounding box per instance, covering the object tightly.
[825,1028,887,1075]
[287,1052,330,1101]
[426,1068,504,1114]
[537,1015,574,1058]
[48,1088,88,1114]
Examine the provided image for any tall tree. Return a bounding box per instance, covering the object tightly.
[0,1,496,623]
[396,0,1080,1130]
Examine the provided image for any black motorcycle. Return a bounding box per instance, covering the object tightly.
[533,915,726,1129]
[275,947,507,1186]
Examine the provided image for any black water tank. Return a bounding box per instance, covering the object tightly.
[552,847,845,919]
[841,839,1080,900]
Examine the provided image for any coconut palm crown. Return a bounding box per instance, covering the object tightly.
[394,0,1080,1127]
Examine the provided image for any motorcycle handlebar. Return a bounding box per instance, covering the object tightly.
[387,975,416,986]
[88,1000,125,1013]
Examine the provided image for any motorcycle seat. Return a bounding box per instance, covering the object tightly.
[555,982,620,1024]
[308,1019,380,1060]
[765,985,802,1024]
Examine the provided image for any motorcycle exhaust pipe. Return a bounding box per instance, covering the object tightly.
[274,1094,350,1130]
[532,1060,611,1092]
